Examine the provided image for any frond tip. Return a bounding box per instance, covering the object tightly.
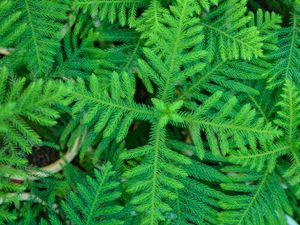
[74,0,149,26]
[219,168,292,225]
[61,162,124,225]
[202,0,264,61]
[185,91,281,158]
[265,7,300,88]
[0,67,68,153]
[20,0,68,76]
[274,79,300,196]
[121,124,191,224]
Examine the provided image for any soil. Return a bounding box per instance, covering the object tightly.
[135,78,150,104]
[27,146,60,167]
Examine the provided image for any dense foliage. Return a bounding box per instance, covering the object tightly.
[0,0,300,224]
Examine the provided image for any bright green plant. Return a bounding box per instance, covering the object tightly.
[0,0,300,224]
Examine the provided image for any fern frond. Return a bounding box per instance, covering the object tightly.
[1,0,299,223]
[0,1,26,51]
[229,79,300,194]
[95,23,142,78]
[0,205,16,225]
[66,73,153,159]
[0,148,26,225]
[227,10,281,121]
[201,0,263,61]
[134,0,168,46]
[227,144,288,172]
[219,168,292,225]
[175,177,221,225]
[283,154,300,197]
[120,124,191,225]
[274,79,300,196]
[265,6,300,88]
[177,59,266,103]
[195,0,219,11]
[249,9,282,52]
[0,67,67,153]
[4,0,69,76]
[49,215,63,225]
[275,79,300,140]
[73,0,149,26]
[182,91,281,158]
[52,15,100,79]
[0,149,27,192]
[238,81,276,123]
[61,162,124,225]
[170,152,227,225]
[54,15,142,80]
[178,8,281,103]
[0,145,27,224]
[138,0,207,101]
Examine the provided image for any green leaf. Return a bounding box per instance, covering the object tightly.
[202,0,263,61]
[62,162,124,225]
[74,0,149,27]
